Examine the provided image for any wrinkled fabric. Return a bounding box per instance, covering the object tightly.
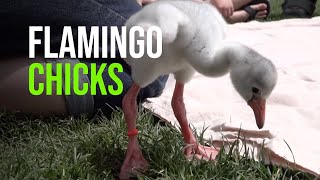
[144,17,320,176]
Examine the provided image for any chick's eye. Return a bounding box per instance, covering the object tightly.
[252,87,260,94]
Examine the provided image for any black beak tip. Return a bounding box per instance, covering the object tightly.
[257,123,264,129]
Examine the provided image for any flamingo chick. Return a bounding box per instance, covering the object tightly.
[120,0,278,178]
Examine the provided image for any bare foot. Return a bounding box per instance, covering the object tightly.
[184,143,220,161]
[228,3,268,23]
[120,138,149,179]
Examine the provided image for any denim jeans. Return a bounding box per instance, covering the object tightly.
[1,0,169,115]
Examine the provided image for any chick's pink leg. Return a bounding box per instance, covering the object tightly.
[120,83,148,179]
[171,82,219,160]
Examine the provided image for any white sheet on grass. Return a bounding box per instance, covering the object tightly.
[144,17,320,176]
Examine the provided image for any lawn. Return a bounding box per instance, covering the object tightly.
[1,0,320,179]
[0,110,316,180]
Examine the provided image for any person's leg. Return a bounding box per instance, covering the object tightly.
[0,56,94,116]
[232,0,253,9]
[1,0,142,56]
[0,57,67,115]
[227,0,270,23]
[133,0,268,24]
[1,0,168,115]
[81,0,169,114]
[0,55,165,116]
[82,59,168,115]
[228,3,268,23]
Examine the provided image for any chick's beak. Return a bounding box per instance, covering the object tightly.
[248,97,266,129]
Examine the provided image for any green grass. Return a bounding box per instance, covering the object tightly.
[1,0,320,179]
[0,110,317,179]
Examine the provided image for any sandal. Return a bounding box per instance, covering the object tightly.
[240,0,271,22]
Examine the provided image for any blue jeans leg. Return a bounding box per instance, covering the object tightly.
[83,60,168,114]
[1,0,169,115]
